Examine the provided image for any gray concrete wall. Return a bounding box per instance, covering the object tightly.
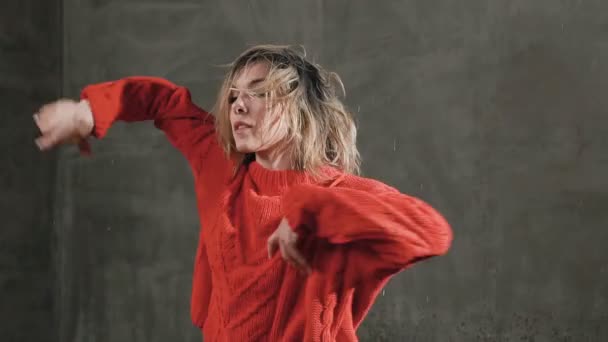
[0,1,62,341]
[2,0,606,341]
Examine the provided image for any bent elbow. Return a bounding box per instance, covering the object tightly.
[425,212,453,257]
[432,224,453,257]
[403,213,453,265]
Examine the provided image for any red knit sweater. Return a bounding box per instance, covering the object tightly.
[81,77,453,342]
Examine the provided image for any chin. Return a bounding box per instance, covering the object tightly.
[236,148,254,154]
[234,142,255,154]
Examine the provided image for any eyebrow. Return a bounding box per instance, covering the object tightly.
[231,77,265,89]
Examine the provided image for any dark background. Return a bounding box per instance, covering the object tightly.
[2,0,607,341]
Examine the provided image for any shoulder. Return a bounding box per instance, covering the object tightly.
[334,173,400,194]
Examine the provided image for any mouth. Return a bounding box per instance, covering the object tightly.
[233,122,253,133]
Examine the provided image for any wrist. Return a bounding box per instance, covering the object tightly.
[75,99,94,137]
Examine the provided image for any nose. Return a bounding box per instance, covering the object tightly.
[232,93,247,115]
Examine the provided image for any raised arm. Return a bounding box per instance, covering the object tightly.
[35,76,219,172]
[80,76,217,168]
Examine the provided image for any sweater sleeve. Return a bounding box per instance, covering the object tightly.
[282,177,453,270]
[80,76,217,170]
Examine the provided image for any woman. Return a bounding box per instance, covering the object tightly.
[34,45,452,341]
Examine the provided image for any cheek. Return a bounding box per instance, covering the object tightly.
[261,117,288,146]
[248,103,270,131]
[247,100,285,140]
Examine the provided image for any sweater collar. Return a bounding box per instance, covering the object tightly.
[246,161,342,195]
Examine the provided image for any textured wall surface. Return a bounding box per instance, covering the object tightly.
[2,0,606,341]
[0,1,61,341]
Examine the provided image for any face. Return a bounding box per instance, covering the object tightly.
[228,62,287,155]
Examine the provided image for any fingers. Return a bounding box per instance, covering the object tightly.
[279,244,301,271]
[33,112,48,134]
[267,233,279,259]
[268,219,311,274]
[34,104,57,150]
[268,238,311,274]
[35,131,60,151]
[34,103,56,131]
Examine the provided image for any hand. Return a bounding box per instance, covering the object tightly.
[33,99,94,153]
[267,217,311,274]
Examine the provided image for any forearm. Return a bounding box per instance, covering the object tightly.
[283,182,453,268]
[79,76,218,168]
[80,76,210,138]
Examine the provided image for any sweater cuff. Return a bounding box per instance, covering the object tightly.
[282,184,323,235]
[80,82,119,139]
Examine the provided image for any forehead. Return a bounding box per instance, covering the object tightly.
[232,61,270,88]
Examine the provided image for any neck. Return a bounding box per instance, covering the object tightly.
[255,147,291,171]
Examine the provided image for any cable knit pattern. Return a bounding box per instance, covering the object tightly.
[80,76,453,342]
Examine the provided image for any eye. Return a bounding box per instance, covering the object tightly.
[228,94,237,104]
[251,90,267,98]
